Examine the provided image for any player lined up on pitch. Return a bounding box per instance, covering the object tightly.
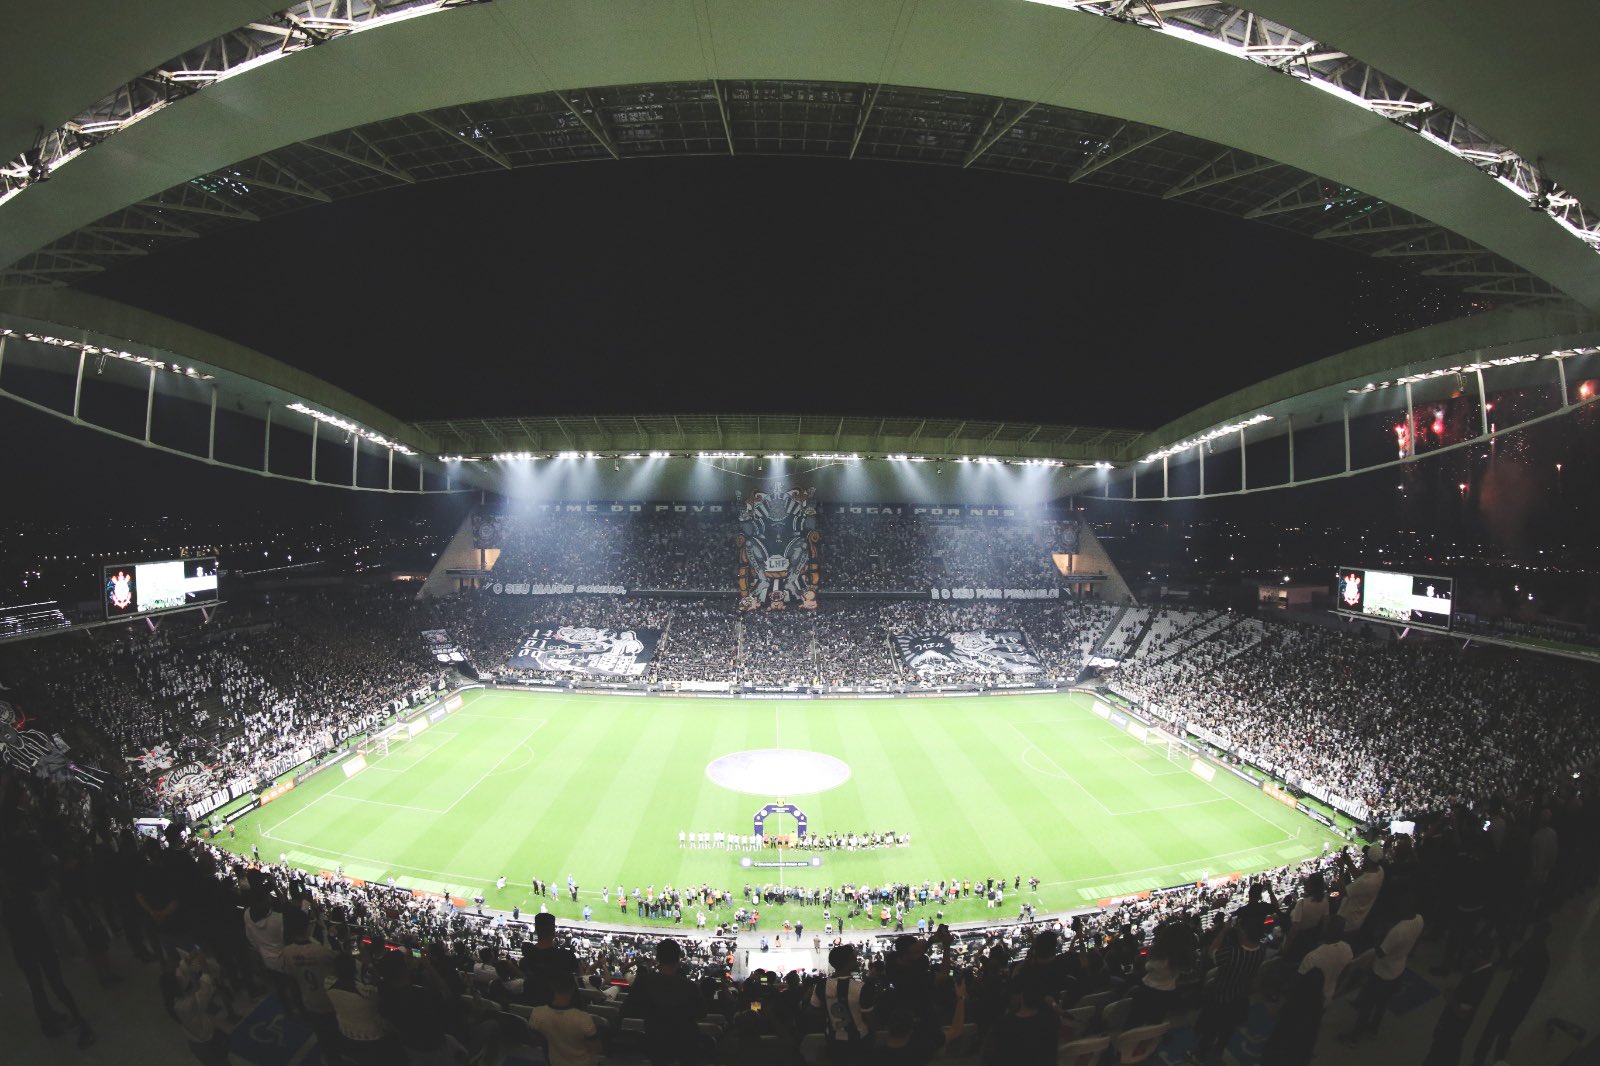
[679,829,909,849]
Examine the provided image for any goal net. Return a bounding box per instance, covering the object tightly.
[360,718,428,759]
[1142,725,1187,764]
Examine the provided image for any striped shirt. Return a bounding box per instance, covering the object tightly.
[1208,942,1264,1003]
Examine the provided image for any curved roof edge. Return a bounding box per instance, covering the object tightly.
[3,292,1595,502]
[2,0,1598,310]
[1126,304,1600,462]
[0,286,437,455]
[0,0,277,164]
[1236,0,1600,212]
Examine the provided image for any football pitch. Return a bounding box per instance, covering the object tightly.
[223,689,1342,928]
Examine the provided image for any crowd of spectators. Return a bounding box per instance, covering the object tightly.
[5,752,1593,1064]
[472,507,1083,594]
[649,603,739,686]
[0,586,443,810]
[482,510,732,590]
[5,519,1600,1061]
[877,601,1112,687]
[828,515,1081,593]
[1112,620,1600,819]
[812,605,902,687]
[441,593,1109,690]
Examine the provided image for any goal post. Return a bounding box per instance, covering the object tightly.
[1142,726,1187,764]
[359,720,414,759]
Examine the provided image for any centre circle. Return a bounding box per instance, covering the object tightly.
[705,748,852,796]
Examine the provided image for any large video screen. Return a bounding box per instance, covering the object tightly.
[1334,566,1452,630]
[104,558,219,620]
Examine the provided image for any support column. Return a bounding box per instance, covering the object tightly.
[143,365,156,442]
[1557,356,1569,407]
[310,417,319,483]
[1238,428,1247,491]
[0,333,7,378]
[207,386,217,461]
[351,435,359,488]
[263,404,272,473]
[1403,381,1414,457]
[1475,368,1490,436]
[1162,455,1169,500]
[387,447,394,491]
[1197,444,1205,498]
[1131,463,1138,500]
[1287,413,1295,485]
[1342,399,1351,473]
[72,349,86,420]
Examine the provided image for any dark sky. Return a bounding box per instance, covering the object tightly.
[76,155,1473,429]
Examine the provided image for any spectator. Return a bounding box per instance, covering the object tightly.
[1341,893,1423,1043]
[1191,917,1265,1061]
[1297,916,1353,1005]
[527,972,601,1066]
[978,983,1057,1066]
[811,944,872,1060]
[624,938,707,1065]
[1258,969,1326,1066]
[1470,922,1551,1066]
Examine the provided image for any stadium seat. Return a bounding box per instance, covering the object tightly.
[1100,997,1133,1033]
[1076,989,1117,1014]
[586,1003,620,1026]
[800,1032,828,1064]
[1112,1022,1170,1063]
[1060,1005,1097,1039]
[1058,1034,1112,1066]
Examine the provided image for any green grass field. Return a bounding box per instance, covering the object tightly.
[221,689,1341,929]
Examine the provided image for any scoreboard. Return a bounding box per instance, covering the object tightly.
[104,558,219,620]
[1334,566,1453,631]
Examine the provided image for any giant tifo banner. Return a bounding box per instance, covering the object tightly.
[421,629,467,664]
[471,511,504,549]
[929,587,1061,601]
[892,631,1044,676]
[736,487,821,611]
[507,625,663,676]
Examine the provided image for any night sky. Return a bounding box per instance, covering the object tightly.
[72,155,1472,427]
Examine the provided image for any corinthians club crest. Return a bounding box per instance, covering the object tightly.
[1339,571,1362,608]
[107,570,134,611]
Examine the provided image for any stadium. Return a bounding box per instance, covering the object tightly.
[1,3,1598,1066]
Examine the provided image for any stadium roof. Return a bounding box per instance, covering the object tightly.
[3,288,1595,499]
[5,1,1600,499]
[2,0,1599,309]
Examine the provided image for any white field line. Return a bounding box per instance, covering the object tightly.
[1009,721,1115,816]
[436,719,547,815]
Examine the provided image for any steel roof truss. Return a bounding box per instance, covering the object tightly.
[417,110,512,169]
[1164,150,1282,199]
[1069,125,1170,183]
[306,130,417,183]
